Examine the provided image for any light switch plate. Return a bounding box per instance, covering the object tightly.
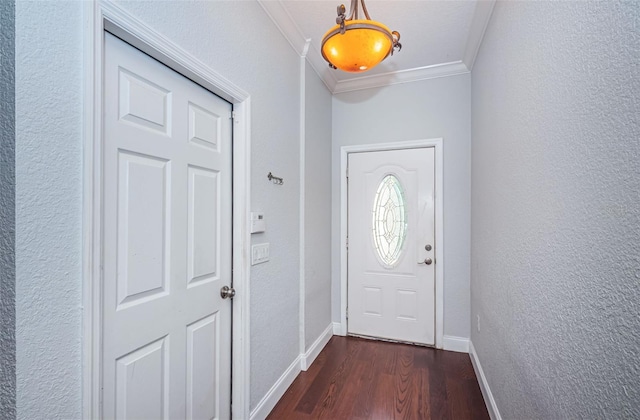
[251,243,269,265]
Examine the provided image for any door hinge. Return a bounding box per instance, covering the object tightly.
[346,166,349,179]
[346,236,349,250]
[231,111,236,120]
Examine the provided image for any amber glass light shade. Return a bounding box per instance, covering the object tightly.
[321,20,394,73]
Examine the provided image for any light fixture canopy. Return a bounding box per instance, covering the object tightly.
[321,0,401,73]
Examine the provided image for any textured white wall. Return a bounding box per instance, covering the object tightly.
[304,62,332,348]
[470,1,640,418]
[332,74,471,339]
[0,0,16,417]
[15,1,83,418]
[15,1,303,416]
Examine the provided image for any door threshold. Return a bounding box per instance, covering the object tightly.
[347,333,435,348]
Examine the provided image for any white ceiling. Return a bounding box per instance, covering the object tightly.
[259,0,496,93]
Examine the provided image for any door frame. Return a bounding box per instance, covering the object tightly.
[82,2,251,418]
[340,139,444,349]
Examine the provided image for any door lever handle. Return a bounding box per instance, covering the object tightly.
[418,258,433,265]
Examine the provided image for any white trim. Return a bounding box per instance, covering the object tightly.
[300,324,333,371]
[305,42,339,93]
[469,341,502,420]
[442,335,469,353]
[332,61,469,94]
[249,355,302,420]
[257,0,494,93]
[82,2,251,418]
[231,98,252,420]
[82,3,103,416]
[332,322,345,336]
[257,0,338,93]
[462,0,496,70]
[250,324,333,419]
[257,0,308,57]
[340,139,445,348]
[100,3,248,103]
[340,152,348,337]
[298,53,307,359]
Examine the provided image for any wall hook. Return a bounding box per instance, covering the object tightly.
[267,172,284,185]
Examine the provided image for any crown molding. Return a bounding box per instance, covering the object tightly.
[305,42,339,92]
[259,0,494,94]
[258,0,337,92]
[463,0,496,70]
[332,61,470,94]
[257,0,308,57]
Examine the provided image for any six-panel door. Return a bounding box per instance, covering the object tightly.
[102,33,232,419]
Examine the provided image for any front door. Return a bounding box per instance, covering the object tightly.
[347,148,436,345]
[102,32,233,419]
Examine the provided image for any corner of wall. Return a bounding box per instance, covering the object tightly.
[469,341,501,420]
[249,355,302,420]
[300,324,333,371]
[442,335,469,353]
[0,0,16,417]
[250,323,333,420]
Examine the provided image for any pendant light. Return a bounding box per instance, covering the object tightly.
[321,0,402,73]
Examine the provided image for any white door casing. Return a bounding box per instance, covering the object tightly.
[102,33,232,418]
[347,148,436,345]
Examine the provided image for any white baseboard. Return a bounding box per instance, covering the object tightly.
[442,335,469,353]
[250,324,336,420]
[332,321,345,336]
[249,355,301,420]
[469,341,502,420]
[300,324,333,371]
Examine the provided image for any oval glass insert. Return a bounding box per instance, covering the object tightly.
[372,174,407,267]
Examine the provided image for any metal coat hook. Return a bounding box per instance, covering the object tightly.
[267,172,284,185]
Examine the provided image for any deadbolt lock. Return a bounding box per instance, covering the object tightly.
[425,244,432,251]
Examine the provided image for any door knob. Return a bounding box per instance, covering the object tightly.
[220,285,236,299]
[418,258,433,265]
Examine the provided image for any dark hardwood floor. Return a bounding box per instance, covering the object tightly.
[267,336,489,420]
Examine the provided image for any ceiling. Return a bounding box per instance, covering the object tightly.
[259,0,496,93]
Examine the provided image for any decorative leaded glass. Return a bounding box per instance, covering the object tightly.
[372,174,407,267]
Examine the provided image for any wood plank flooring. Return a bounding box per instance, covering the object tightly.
[267,336,489,420]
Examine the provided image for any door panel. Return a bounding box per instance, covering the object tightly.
[115,337,169,419]
[103,32,232,419]
[186,314,219,420]
[188,102,221,150]
[118,68,171,134]
[187,166,219,286]
[116,151,170,309]
[348,148,435,345]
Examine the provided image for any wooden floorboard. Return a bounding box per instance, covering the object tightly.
[267,336,489,420]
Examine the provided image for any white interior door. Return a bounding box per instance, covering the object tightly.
[347,148,436,345]
[102,32,232,419]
